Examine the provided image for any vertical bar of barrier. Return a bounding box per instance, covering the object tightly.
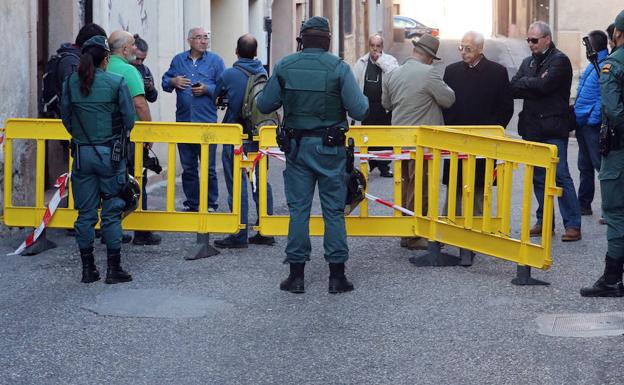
[521,165,534,244]
[393,146,401,217]
[359,146,369,217]
[482,158,494,233]
[166,143,176,212]
[500,161,514,236]
[428,148,440,220]
[199,144,209,213]
[259,148,268,219]
[68,156,75,208]
[541,162,557,251]
[36,139,46,207]
[134,142,143,211]
[464,154,476,230]
[4,138,12,208]
[414,146,424,217]
[447,152,458,222]
[496,163,505,225]
[231,143,242,221]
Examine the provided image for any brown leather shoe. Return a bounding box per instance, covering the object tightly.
[529,224,542,237]
[561,228,581,242]
[405,237,429,250]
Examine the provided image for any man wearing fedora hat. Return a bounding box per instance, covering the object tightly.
[382,33,455,252]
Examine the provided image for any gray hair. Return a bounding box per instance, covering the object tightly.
[369,34,384,46]
[463,31,485,48]
[188,27,209,39]
[529,21,552,37]
[109,33,132,52]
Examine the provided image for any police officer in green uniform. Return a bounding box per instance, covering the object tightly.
[581,10,624,297]
[61,36,136,284]
[257,17,369,294]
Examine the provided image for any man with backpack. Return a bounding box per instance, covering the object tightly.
[41,23,108,119]
[212,34,276,248]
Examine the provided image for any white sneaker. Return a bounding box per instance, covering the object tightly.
[208,207,216,213]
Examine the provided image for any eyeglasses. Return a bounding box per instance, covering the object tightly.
[191,35,210,41]
[526,36,545,44]
[458,45,476,53]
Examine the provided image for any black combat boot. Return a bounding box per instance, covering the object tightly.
[328,263,354,294]
[280,263,305,293]
[80,247,100,283]
[105,249,133,284]
[580,255,624,297]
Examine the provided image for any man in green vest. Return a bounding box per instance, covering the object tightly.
[107,30,161,246]
[581,10,624,297]
[257,16,369,294]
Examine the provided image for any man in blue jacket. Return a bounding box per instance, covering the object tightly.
[162,27,224,212]
[213,34,276,248]
[574,30,609,216]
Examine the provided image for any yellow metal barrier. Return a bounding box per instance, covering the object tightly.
[2,118,245,234]
[256,125,560,270]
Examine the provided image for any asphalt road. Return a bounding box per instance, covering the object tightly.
[1,39,623,385]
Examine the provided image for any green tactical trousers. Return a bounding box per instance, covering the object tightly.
[283,136,348,264]
[71,145,127,251]
[600,148,624,260]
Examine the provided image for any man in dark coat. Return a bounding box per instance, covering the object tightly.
[511,21,582,242]
[443,31,513,216]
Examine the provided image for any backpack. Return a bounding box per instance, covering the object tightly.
[40,51,79,118]
[235,65,280,138]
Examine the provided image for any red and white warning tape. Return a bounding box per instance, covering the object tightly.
[8,173,70,256]
[364,192,414,216]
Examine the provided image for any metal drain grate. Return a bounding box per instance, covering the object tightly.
[536,312,624,337]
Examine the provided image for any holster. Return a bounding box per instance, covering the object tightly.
[600,122,620,156]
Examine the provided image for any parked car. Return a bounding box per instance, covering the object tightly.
[393,15,439,39]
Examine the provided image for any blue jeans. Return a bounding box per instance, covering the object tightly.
[222,142,274,243]
[177,143,218,211]
[576,124,601,209]
[533,137,582,229]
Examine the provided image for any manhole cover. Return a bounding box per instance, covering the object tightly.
[82,289,233,319]
[536,312,624,337]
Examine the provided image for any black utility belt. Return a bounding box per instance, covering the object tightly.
[286,127,346,147]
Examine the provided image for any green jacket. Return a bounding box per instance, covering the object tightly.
[61,68,136,145]
[257,48,368,130]
[600,45,624,137]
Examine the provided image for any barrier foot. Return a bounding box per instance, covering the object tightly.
[409,241,461,267]
[459,249,475,267]
[511,265,549,286]
[185,233,220,261]
[22,229,57,256]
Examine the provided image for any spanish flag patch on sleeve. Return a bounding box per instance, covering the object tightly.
[603,63,612,73]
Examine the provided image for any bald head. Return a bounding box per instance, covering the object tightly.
[236,34,258,59]
[108,30,136,61]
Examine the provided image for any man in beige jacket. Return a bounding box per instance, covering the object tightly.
[382,34,455,250]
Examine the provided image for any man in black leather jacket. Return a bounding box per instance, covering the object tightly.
[511,21,582,242]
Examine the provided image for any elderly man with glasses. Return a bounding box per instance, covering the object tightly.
[441,31,514,264]
[162,27,224,214]
[511,21,582,242]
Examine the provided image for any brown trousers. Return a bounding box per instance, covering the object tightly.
[401,159,428,243]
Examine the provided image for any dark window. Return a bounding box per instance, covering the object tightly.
[342,0,352,35]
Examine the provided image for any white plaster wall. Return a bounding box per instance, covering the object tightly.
[212,0,249,67]
[0,0,38,209]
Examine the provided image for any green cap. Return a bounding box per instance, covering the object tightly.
[616,9,624,31]
[301,16,331,33]
[81,35,110,53]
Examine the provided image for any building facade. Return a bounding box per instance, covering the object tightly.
[0,0,393,213]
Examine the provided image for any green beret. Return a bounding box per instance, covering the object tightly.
[81,35,110,53]
[301,16,330,33]
[616,9,624,31]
